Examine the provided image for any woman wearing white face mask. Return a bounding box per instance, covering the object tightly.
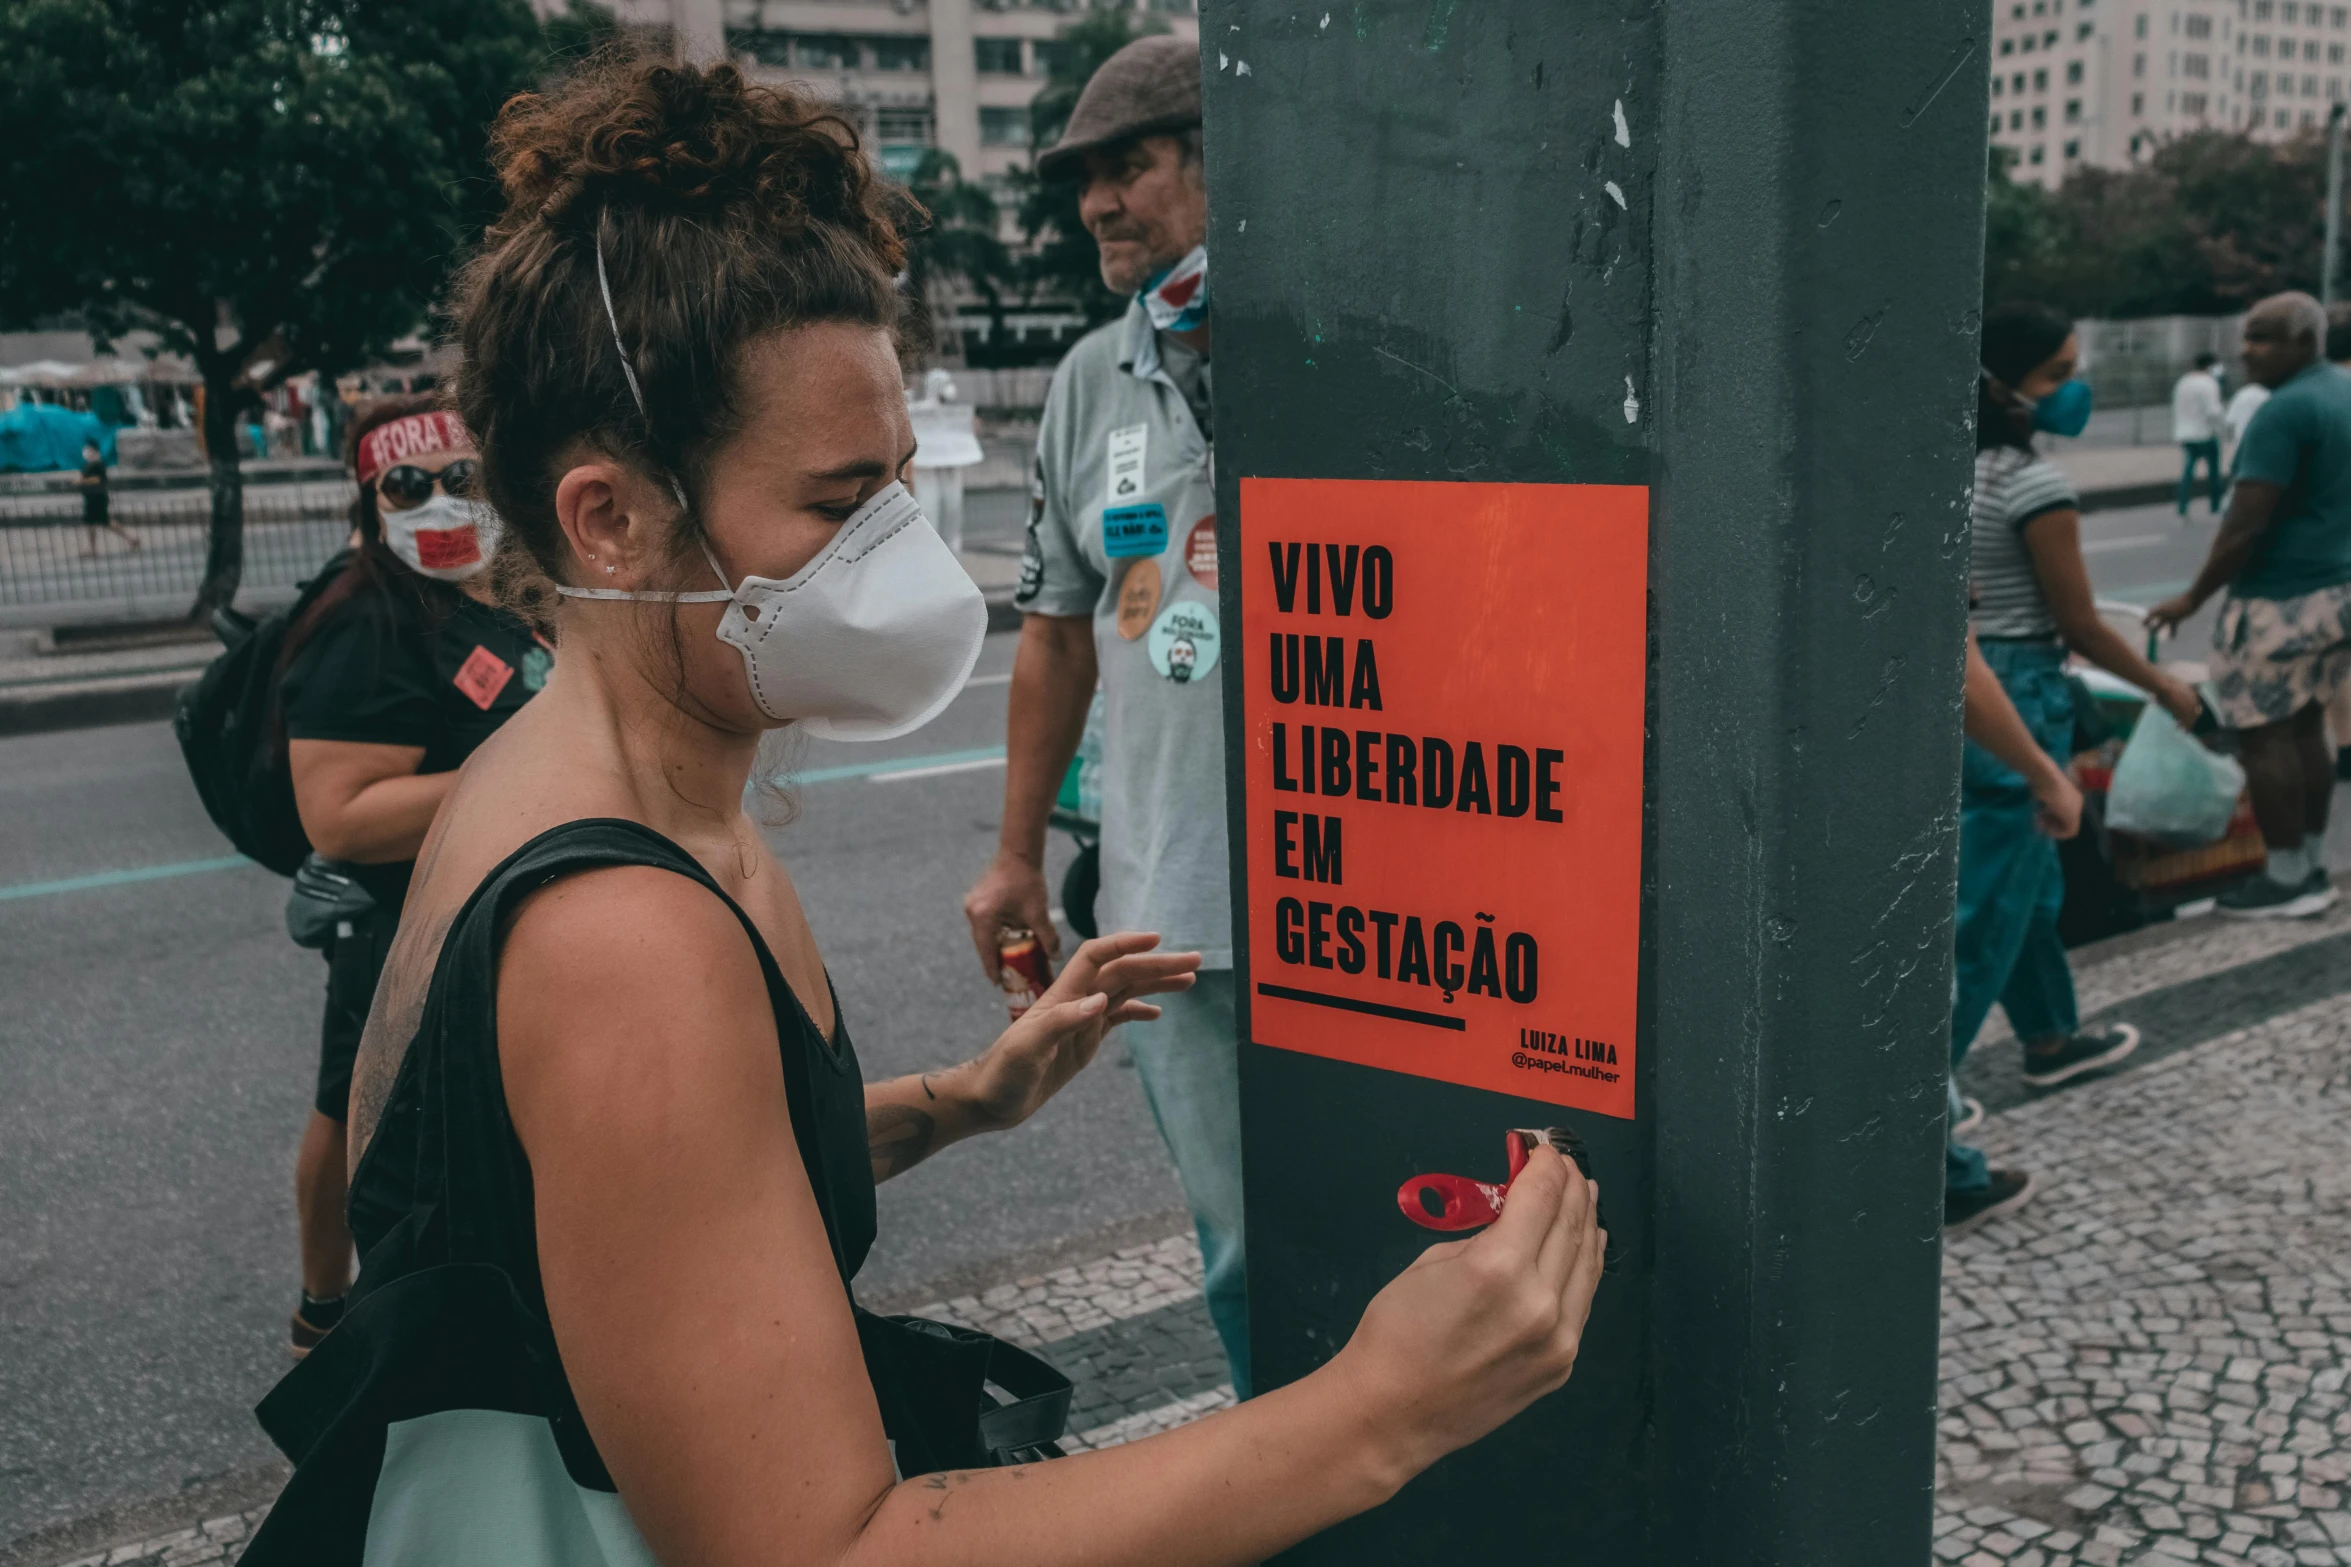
[274,395,546,1360]
[239,55,1604,1567]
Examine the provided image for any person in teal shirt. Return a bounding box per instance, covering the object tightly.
[2150,291,2351,919]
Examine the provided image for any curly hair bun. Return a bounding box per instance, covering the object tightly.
[488,51,904,266]
[451,47,911,607]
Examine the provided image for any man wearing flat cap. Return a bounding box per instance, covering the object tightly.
[963,34,1251,1392]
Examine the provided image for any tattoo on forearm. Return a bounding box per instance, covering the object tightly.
[867,1103,939,1181]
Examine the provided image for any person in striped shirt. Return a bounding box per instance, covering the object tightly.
[1946,303,2205,1236]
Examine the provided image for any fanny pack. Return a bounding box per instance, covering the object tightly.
[285,854,379,950]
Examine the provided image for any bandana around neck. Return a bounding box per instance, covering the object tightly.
[1141,245,1209,333]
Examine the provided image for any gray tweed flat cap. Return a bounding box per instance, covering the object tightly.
[1035,34,1202,182]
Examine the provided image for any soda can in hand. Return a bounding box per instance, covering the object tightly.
[997,926,1053,1021]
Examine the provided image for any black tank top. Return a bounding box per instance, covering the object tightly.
[243,821,1068,1567]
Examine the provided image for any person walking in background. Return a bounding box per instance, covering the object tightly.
[274,397,544,1358]
[2223,355,2272,474]
[2327,311,2351,781]
[76,436,140,555]
[1947,627,2086,1219]
[962,37,1254,1393]
[2149,291,2351,918]
[1947,302,2205,1233]
[2173,351,2225,519]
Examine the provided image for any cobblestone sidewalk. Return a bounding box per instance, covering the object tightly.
[1934,992,2351,1567]
[44,969,2351,1567]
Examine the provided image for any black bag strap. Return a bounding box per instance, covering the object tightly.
[976,1335,1076,1460]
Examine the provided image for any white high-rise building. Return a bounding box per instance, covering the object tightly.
[1991,0,2351,190]
[587,0,1199,354]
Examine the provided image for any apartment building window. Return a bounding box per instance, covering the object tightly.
[2256,0,2274,17]
[2333,74,2346,92]
[2065,138,2082,157]
[2013,108,2026,127]
[2186,52,2210,74]
[2013,2,2026,15]
[794,33,859,68]
[869,37,930,71]
[2336,4,2348,20]
[2132,90,2145,111]
[974,37,1024,73]
[2002,37,2017,52]
[2137,13,2149,33]
[2030,143,2047,162]
[2068,59,2085,80]
[2188,12,2214,35]
[2184,90,2211,111]
[2285,0,2299,17]
[2311,70,2325,88]
[2046,28,2060,42]
[2306,106,2321,120]
[2135,51,2147,74]
[1993,75,2006,95]
[2081,20,2095,36]
[2035,66,2050,87]
[2022,33,2037,49]
[2032,103,2049,125]
[2281,105,2297,120]
[2334,40,2347,57]
[978,106,1029,146]
[2066,96,2084,118]
[2034,0,2046,12]
[874,107,932,144]
[2255,34,2272,52]
[2014,71,2028,89]
[728,28,790,67]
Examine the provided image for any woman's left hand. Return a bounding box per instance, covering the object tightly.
[959,932,1201,1131]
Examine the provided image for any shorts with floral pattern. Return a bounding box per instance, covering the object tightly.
[2207,580,2351,729]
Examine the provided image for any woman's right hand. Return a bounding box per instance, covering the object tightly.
[1326,1147,1606,1479]
[2152,674,2205,733]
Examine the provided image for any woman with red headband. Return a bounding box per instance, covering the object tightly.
[275,395,545,1359]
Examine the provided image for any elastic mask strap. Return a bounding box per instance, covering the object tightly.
[594,224,693,518]
[562,225,728,605]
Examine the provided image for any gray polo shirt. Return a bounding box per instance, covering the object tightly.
[1016,298,1230,967]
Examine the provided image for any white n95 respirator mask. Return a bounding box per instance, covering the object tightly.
[555,229,984,740]
[557,480,985,741]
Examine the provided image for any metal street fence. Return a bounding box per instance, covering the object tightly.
[0,483,354,612]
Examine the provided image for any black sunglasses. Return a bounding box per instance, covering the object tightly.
[378,459,478,511]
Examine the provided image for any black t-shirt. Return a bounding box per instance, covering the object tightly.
[81,458,107,516]
[281,583,547,908]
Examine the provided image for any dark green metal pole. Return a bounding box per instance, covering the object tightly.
[1204,2,1989,1559]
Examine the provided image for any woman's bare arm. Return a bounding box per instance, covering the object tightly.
[502,867,1603,1567]
[2019,509,2202,729]
[863,933,1200,1182]
[289,738,452,863]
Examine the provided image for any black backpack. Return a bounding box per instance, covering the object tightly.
[174,552,353,876]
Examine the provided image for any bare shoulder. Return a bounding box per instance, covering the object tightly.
[495,865,782,1153]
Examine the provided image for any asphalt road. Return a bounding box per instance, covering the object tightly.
[0,487,2283,1552]
[0,608,1193,1550]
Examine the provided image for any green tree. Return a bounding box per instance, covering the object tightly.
[1012,8,1170,328]
[0,0,557,618]
[901,148,1017,363]
[1984,129,2339,319]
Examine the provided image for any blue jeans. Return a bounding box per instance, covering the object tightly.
[1948,640,2081,1195]
[1119,969,1250,1396]
[2179,439,2223,514]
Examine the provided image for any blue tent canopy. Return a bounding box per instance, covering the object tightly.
[0,401,117,473]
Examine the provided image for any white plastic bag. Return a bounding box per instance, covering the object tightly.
[2104,703,2245,846]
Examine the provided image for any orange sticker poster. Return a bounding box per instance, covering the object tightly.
[1240,478,1648,1118]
